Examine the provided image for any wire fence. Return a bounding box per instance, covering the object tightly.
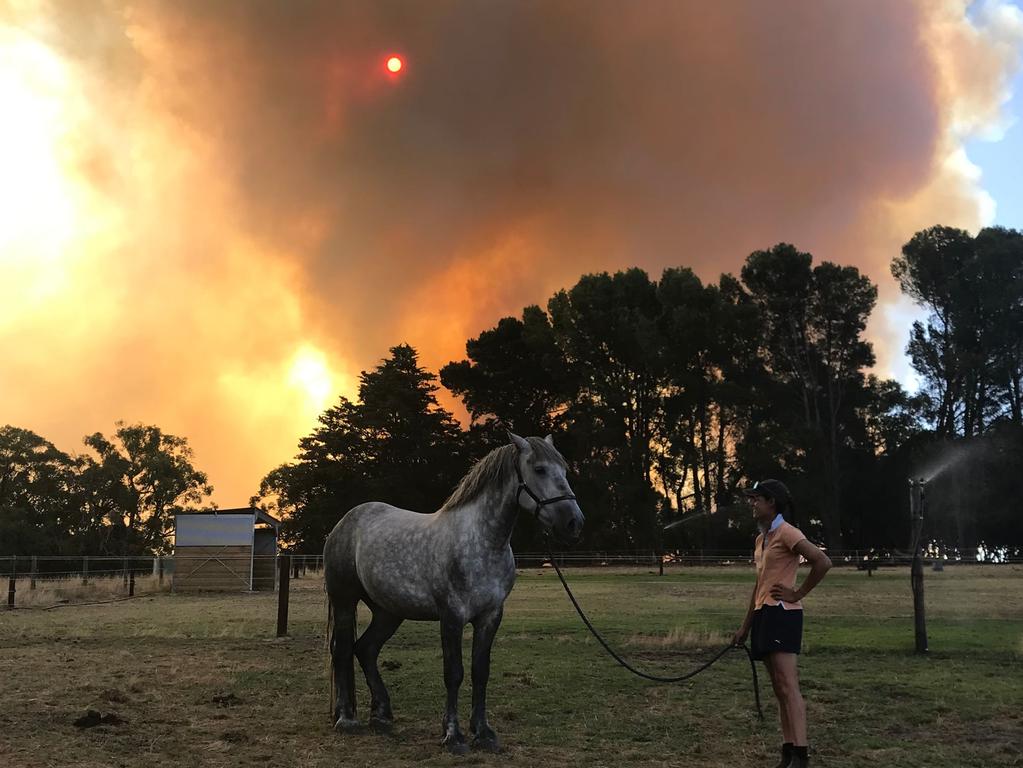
[516,547,1023,568]
[3,548,1021,580]
[0,555,160,582]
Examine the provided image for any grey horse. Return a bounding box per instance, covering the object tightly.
[323,432,584,753]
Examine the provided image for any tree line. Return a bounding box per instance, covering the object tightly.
[0,423,210,555]
[3,226,1021,557]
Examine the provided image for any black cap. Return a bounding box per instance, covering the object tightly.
[742,479,792,507]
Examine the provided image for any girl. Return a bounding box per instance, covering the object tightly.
[733,479,832,768]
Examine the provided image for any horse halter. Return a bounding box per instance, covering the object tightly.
[514,461,577,518]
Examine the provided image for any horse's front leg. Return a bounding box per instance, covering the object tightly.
[469,606,503,752]
[439,615,469,754]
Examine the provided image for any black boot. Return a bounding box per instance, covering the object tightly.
[786,748,809,768]
[773,743,793,768]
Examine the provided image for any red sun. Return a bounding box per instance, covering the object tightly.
[386,55,403,74]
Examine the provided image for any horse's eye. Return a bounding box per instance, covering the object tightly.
[534,465,547,475]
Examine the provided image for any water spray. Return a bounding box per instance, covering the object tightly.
[662,510,709,531]
[658,494,702,576]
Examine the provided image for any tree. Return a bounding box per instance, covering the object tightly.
[77,422,213,554]
[741,245,877,549]
[656,268,765,523]
[0,426,76,555]
[860,377,926,458]
[444,269,672,550]
[357,344,467,510]
[255,398,371,551]
[549,269,666,549]
[973,227,1023,427]
[256,345,469,551]
[892,226,1023,436]
[441,305,572,435]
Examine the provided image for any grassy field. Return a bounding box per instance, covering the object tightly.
[1,565,1021,768]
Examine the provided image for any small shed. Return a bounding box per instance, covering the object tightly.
[172,507,281,592]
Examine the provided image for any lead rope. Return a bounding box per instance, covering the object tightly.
[544,539,764,720]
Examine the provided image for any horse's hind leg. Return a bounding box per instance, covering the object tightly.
[354,607,403,727]
[330,598,360,729]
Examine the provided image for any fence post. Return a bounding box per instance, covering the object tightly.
[277,554,291,638]
[292,556,300,580]
[82,556,89,586]
[910,482,928,654]
[129,568,135,597]
[30,556,37,590]
[158,556,164,586]
[7,557,15,608]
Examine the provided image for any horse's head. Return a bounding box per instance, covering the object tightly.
[509,432,585,545]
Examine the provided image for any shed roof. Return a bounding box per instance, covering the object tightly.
[176,507,281,529]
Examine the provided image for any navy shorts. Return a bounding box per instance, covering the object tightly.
[750,604,803,660]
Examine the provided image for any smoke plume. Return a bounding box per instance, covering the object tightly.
[1,0,1020,502]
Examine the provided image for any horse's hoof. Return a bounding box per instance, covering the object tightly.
[443,739,470,756]
[441,731,470,755]
[333,717,364,732]
[369,716,394,733]
[472,736,501,753]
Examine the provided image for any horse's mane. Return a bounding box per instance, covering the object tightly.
[439,438,566,513]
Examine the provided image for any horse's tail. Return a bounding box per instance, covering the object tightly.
[326,590,335,720]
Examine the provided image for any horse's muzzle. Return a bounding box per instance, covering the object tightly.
[557,510,584,545]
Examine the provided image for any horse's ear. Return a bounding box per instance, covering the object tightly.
[544,434,555,447]
[508,432,530,453]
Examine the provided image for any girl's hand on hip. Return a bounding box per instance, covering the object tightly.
[770,584,799,603]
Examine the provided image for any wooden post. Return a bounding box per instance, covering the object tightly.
[292,556,300,580]
[7,560,15,608]
[277,554,291,638]
[158,556,164,586]
[82,556,89,586]
[909,480,928,654]
[123,557,129,588]
[30,556,37,590]
[129,568,135,597]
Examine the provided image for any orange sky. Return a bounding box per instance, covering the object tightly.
[2,0,1021,505]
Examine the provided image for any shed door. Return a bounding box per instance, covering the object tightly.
[251,527,278,591]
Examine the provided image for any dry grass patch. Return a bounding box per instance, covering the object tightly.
[12,575,169,609]
[626,626,729,650]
